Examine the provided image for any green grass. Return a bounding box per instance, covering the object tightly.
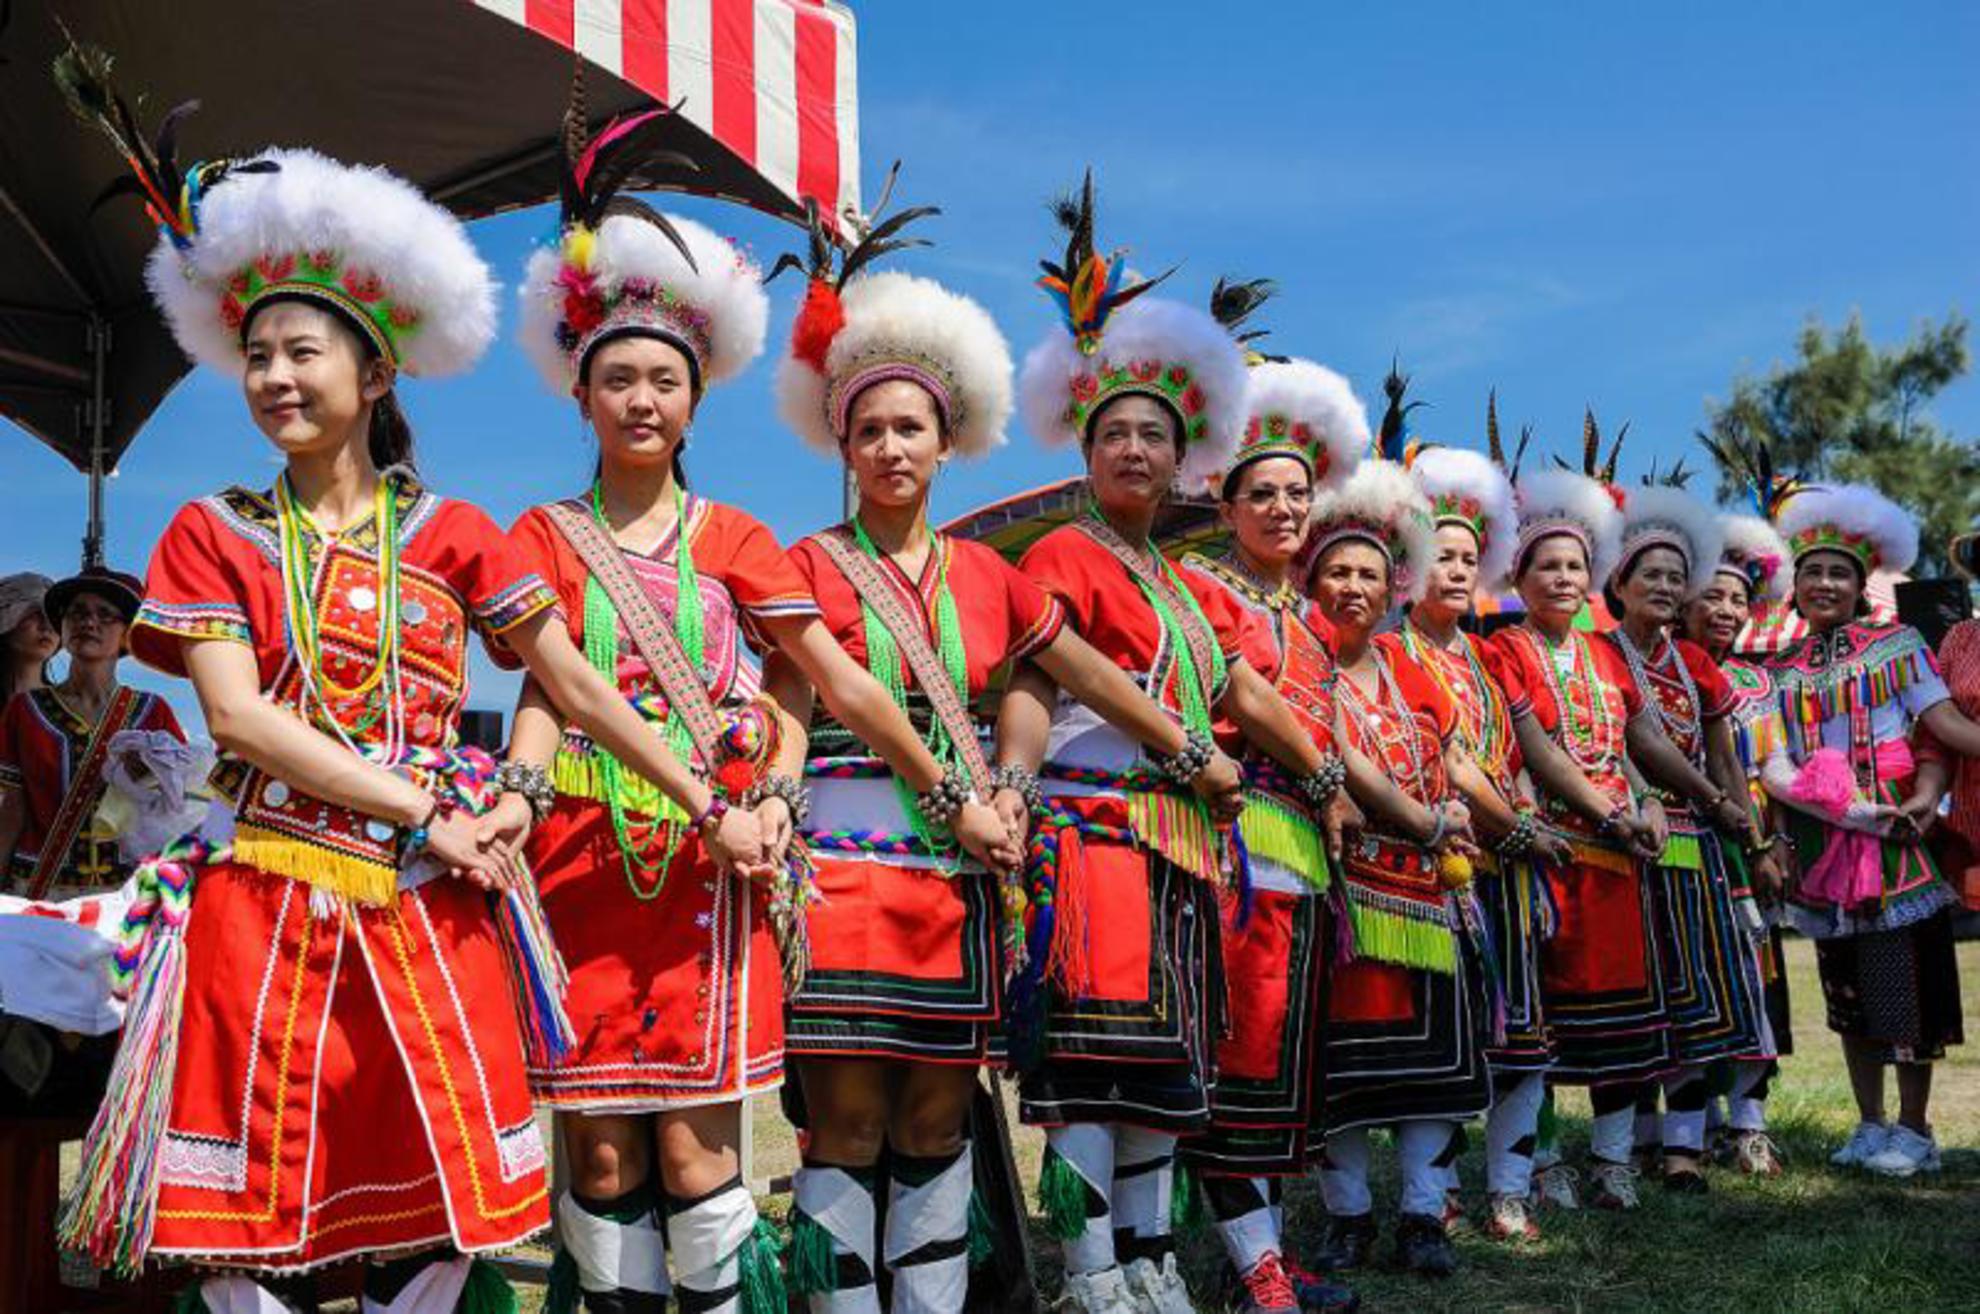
[526,938,1980,1311]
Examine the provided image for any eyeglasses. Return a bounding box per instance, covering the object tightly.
[1236,486,1312,511]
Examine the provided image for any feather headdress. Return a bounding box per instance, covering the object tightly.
[1774,482,1918,577]
[1616,484,1725,595]
[1513,467,1626,589]
[1302,459,1437,604]
[1203,277,1365,494]
[1017,173,1244,487]
[60,42,490,378]
[1409,446,1519,590]
[518,77,764,392]
[1714,514,1792,604]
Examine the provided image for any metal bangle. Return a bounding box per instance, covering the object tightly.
[743,773,813,829]
[1297,754,1346,808]
[1152,728,1215,788]
[496,760,556,824]
[987,763,1045,816]
[917,766,974,829]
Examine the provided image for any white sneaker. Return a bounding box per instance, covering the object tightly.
[1530,1162,1581,1211]
[1063,1265,1139,1314]
[1587,1161,1641,1212]
[1862,1125,1941,1178]
[1122,1253,1197,1314]
[1829,1120,1892,1168]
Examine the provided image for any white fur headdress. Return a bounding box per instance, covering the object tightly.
[1513,468,1626,590]
[775,270,1012,458]
[1217,358,1368,494]
[1616,484,1725,595]
[1714,514,1792,604]
[1775,482,1918,577]
[519,210,766,394]
[143,148,495,378]
[1020,296,1247,488]
[1302,459,1437,604]
[1408,447,1519,590]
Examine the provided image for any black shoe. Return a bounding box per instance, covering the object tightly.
[1314,1214,1378,1273]
[1283,1255,1362,1313]
[1662,1160,1710,1195]
[1393,1212,1459,1279]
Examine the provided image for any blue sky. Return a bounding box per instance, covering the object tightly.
[7,1,1977,728]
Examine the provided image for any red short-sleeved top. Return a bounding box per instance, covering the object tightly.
[1483,625,1643,818]
[790,532,1063,703]
[1388,628,1524,801]
[1339,642,1457,809]
[1616,633,1734,766]
[1019,523,1262,719]
[0,686,183,891]
[131,480,559,887]
[1178,554,1338,755]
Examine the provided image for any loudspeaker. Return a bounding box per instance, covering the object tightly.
[1894,579,1974,652]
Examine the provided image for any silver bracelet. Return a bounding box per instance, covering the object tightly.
[495,760,556,824]
[1297,754,1347,809]
[1152,728,1215,788]
[918,765,974,829]
[987,763,1045,815]
[742,773,813,829]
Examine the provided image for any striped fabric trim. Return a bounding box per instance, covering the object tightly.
[479,0,862,230]
[134,598,254,645]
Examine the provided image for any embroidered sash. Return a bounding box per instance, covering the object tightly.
[810,527,992,796]
[1075,517,1222,717]
[28,687,140,898]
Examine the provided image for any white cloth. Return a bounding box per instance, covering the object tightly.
[0,885,131,1033]
[558,1190,671,1296]
[1486,1071,1546,1196]
[1398,1120,1454,1218]
[1211,1178,1277,1276]
[1048,1123,1116,1275]
[1110,1126,1177,1241]
[886,1147,973,1314]
[360,1257,472,1314]
[198,1275,294,1314]
[1319,1128,1372,1217]
[793,1164,879,1314]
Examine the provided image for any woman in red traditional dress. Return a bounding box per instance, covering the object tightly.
[494,119,1015,1314]
[1175,342,1365,1314]
[1680,512,1796,1176]
[1397,434,1582,1243]
[1301,459,1488,1280]
[68,113,741,1310]
[1603,487,1764,1192]
[997,180,1345,1314]
[1480,465,1670,1213]
[772,241,1252,1314]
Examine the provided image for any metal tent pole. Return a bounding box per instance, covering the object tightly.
[82,314,110,568]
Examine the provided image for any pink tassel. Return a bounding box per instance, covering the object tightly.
[1789,747,1858,817]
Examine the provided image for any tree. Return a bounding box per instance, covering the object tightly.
[1702,313,1977,574]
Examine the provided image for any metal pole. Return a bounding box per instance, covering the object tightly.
[82,315,110,568]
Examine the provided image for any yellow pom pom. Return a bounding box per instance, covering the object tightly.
[1438,851,1474,889]
[564,225,597,272]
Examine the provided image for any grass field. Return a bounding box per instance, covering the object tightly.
[698,937,1980,1314]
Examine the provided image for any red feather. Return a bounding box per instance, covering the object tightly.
[791,277,846,372]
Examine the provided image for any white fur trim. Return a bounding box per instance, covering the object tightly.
[1018,296,1247,487]
[1715,514,1791,604]
[775,270,1013,458]
[1775,481,1919,576]
[1227,357,1369,492]
[517,211,768,392]
[1513,468,1625,590]
[1304,458,1437,604]
[1617,485,1725,594]
[1408,447,1518,590]
[146,148,494,378]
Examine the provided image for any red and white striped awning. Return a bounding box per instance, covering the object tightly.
[476,0,862,228]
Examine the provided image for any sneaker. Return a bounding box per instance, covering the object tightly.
[1439,1189,1468,1234]
[1231,1252,1300,1314]
[1122,1253,1195,1314]
[1660,1156,1709,1195]
[1280,1256,1361,1314]
[1705,1123,1738,1167]
[1587,1161,1641,1211]
[1830,1120,1891,1168]
[1062,1265,1138,1314]
[1313,1214,1378,1273]
[1485,1192,1539,1243]
[1531,1162,1581,1211]
[1862,1125,1941,1179]
[1732,1130,1784,1177]
[1392,1212,1459,1278]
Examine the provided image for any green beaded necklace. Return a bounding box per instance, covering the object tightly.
[849,517,970,855]
[582,481,707,897]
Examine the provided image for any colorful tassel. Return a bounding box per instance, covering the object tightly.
[229,830,398,906]
[784,1208,840,1294]
[495,881,577,1068]
[966,1188,997,1268]
[1169,1162,1206,1234]
[459,1258,519,1314]
[1236,792,1330,892]
[1038,1148,1092,1241]
[1344,899,1458,974]
[543,1248,580,1314]
[737,1215,786,1314]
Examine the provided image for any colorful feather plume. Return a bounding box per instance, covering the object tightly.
[54,36,275,249]
[1377,357,1425,465]
[556,63,702,274]
[1700,427,1803,521]
[1035,170,1171,355]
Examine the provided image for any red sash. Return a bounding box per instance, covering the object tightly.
[27,686,140,898]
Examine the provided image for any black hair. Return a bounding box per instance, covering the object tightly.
[242,294,416,472]
[578,332,699,488]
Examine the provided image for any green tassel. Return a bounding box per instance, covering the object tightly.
[967,1188,997,1268]
[1346,900,1458,974]
[543,1248,581,1314]
[1536,1091,1560,1155]
[1170,1162,1206,1234]
[172,1287,212,1314]
[737,1215,786,1314]
[1038,1147,1092,1241]
[458,1258,518,1314]
[785,1209,841,1295]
